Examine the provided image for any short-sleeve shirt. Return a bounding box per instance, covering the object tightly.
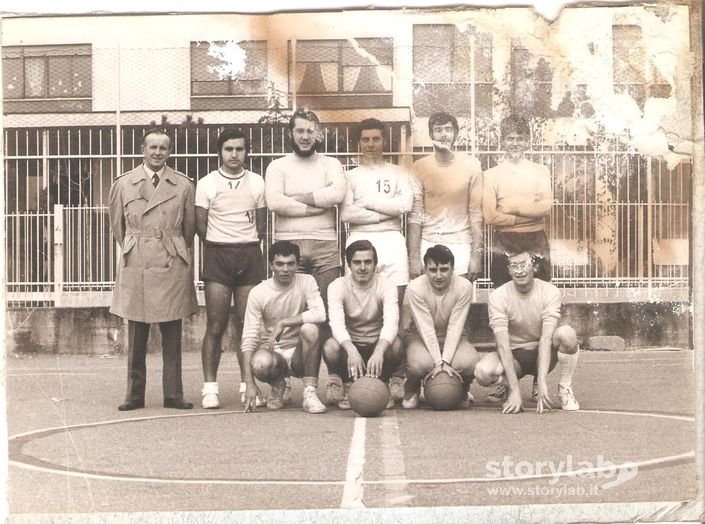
[195,169,265,244]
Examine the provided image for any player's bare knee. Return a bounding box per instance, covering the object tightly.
[405,358,431,381]
[388,337,404,360]
[474,357,501,386]
[322,337,342,363]
[554,325,578,354]
[300,323,320,344]
[453,344,480,376]
[205,320,228,339]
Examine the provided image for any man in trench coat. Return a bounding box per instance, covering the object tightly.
[109,128,198,411]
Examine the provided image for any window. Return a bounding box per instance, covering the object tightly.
[190,40,268,110]
[510,42,554,118]
[2,44,92,113]
[613,25,671,108]
[292,38,393,109]
[412,25,492,118]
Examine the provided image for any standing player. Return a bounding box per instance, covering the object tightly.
[474,252,580,413]
[322,240,403,409]
[265,108,347,404]
[408,112,483,281]
[109,128,198,411]
[241,241,328,414]
[401,245,480,409]
[196,129,266,409]
[341,118,412,402]
[482,115,553,288]
[265,107,346,306]
[341,118,413,300]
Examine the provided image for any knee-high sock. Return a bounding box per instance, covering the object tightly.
[557,349,579,388]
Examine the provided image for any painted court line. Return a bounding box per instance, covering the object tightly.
[381,412,411,506]
[9,451,694,487]
[340,417,367,508]
[8,372,98,377]
[8,409,695,487]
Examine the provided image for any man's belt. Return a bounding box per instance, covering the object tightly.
[125,228,181,239]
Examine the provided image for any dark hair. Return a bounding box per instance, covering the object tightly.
[217,129,250,160]
[500,115,531,139]
[357,118,385,142]
[428,112,459,135]
[268,240,300,264]
[345,239,378,266]
[423,244,455,268]
[141,128,171,146]
[288,107,320,131]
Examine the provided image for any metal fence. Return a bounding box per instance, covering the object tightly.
[4,124,691,308]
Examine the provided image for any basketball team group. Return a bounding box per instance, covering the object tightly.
[107,109,580,416]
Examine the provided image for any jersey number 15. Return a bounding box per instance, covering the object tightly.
[376,179,391,194]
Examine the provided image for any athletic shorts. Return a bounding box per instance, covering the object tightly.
[513,347,559,378]
[274,345,297,372]
[290,239,341,275]
[402,332,469,355]
[345,339,397,383]
[202,242,264,287]
[420,239,470,277]
[351,340,377,360]
[347,230,409,286]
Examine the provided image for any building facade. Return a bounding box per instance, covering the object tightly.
[2,6,695,308]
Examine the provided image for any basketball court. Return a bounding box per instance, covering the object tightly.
[5,348,696,519]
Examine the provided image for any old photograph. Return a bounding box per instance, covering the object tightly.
[2,1,703,522]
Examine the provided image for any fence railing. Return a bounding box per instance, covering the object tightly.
[4,124,691,307]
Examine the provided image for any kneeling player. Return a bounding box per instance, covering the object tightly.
[401,245,480,409]
[322,240,403,409]
[474,252,580,413]
[241,241,327,414]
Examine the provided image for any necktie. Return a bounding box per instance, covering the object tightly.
[152,173,160,188]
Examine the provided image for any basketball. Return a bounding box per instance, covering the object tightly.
[424,372,464,411]
[348,377,389,417]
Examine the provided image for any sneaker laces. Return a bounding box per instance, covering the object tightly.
[559,385,576,401]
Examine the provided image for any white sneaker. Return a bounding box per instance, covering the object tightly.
[402,392,419,409]
[303,386,327,414]
[559,384,580,411]
[487,384,508,403]
[267,378,287,410]
[201,382,220,409]
[388,376,405,402]
[337,383,351,410]
[326,375,344,405]
[240,382,266,407]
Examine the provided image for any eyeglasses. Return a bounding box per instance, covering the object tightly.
[508,260,532,273]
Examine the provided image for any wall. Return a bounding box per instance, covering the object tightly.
[5,303,692,356]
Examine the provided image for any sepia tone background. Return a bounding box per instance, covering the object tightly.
[1,2,703,521]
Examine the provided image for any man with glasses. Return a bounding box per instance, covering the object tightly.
[474,252,580,413]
